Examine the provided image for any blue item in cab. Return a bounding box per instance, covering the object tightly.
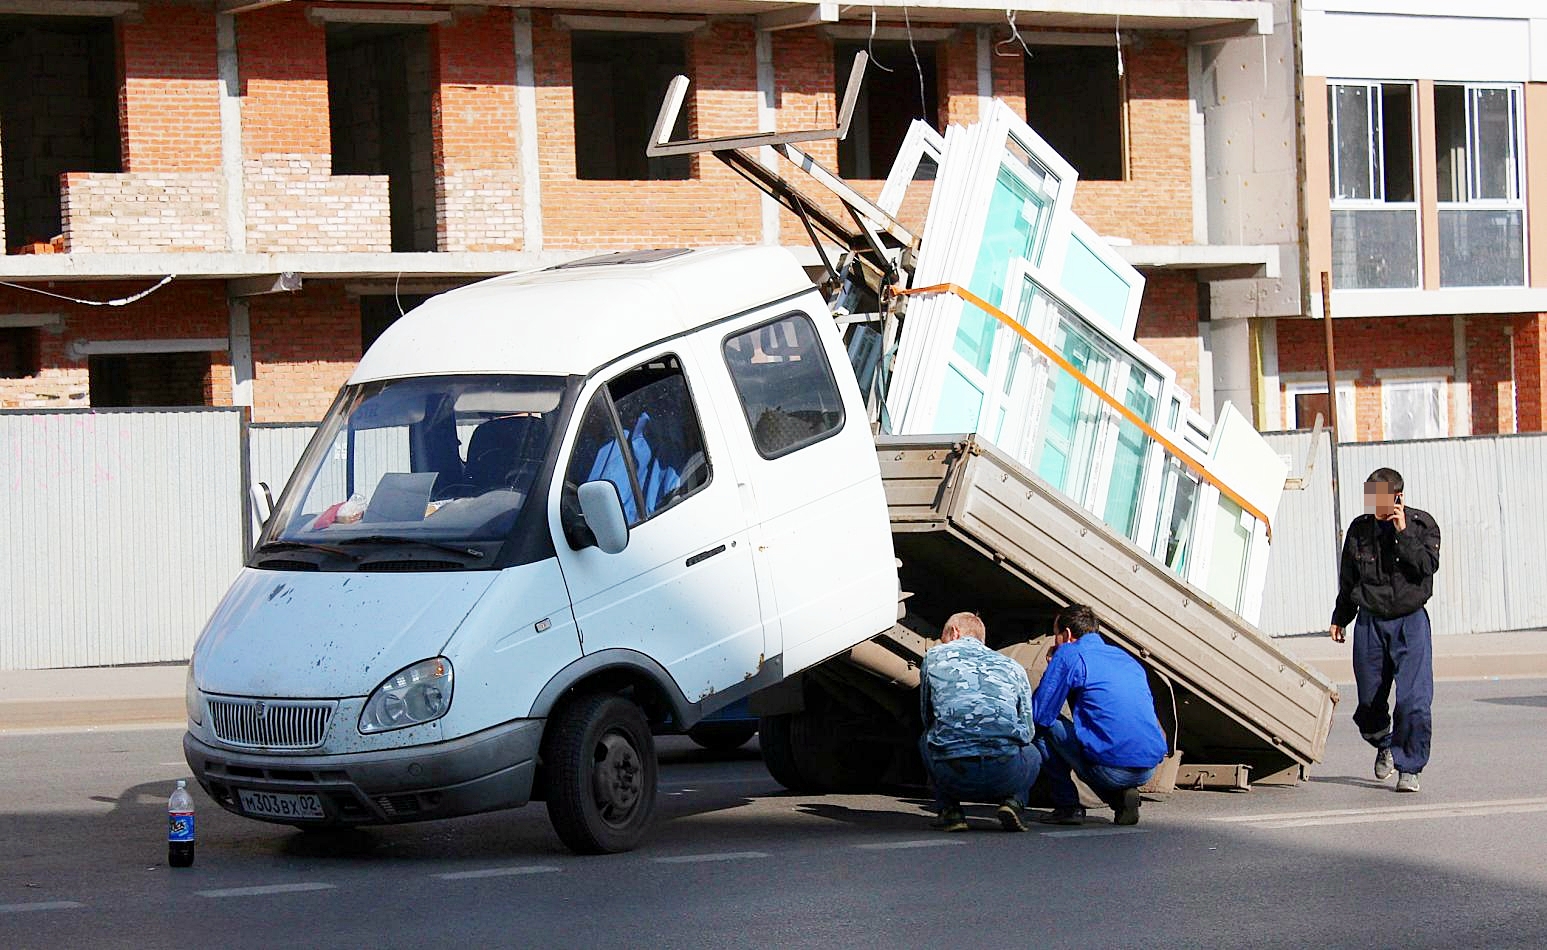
[586,411,681,524]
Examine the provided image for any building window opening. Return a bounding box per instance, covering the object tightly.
[1023,44,1124,181]
[0,326,41,378]
[360,293,432,354]
[88,352,216,408]
[0,16,121,254]
[1327,81,1419,290]
[1434,84,1524,288]
[572,32,689,181]
[327,24,437,252]
[835,40,938,180]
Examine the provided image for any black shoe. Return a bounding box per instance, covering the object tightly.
[996,800,1026,832]
[1037,805,1086,826]
[932,805,968,832]
[1112,788,1141,826]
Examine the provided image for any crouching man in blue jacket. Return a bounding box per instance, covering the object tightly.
[1033,604,1167,826]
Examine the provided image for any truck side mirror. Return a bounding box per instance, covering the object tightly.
[577,480,630,554]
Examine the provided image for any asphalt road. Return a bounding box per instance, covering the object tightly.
[3,677,1546,950]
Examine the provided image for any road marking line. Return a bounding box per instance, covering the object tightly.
[1042,827,1150,839]
[651,851,770,864]
[1215,797,1547,829]
[0,901,85,913]
[854,839,969,850]
[434,866,561,880]
[196,883,336,898]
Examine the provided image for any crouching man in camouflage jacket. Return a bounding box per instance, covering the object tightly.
[919,612,1042,832]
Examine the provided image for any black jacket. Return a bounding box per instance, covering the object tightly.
[1331,507,1441,627]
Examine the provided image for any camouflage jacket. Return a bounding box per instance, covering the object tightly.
[920,636,1035,759]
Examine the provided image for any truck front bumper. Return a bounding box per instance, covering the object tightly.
[183,718,544,826]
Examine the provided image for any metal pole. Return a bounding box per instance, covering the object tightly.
[1320,271,1344,552]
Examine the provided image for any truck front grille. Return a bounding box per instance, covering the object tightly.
[208,698,335,750]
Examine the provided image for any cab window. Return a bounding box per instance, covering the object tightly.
[723,313,845,459]
[564,354,710,532]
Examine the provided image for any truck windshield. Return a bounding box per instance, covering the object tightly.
[257,375,569,566]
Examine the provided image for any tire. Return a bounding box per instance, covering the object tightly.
[542,693,657,854]
[687,721,757,752]
[758,713,813,792]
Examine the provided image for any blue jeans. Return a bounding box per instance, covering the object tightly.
[1035,718,1155,808]
[919,736,1042,810]
[1352,608,1433,774]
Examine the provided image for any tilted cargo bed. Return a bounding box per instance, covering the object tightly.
[877,433,1337,782]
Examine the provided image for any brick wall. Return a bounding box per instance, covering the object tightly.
[434,10,522,251]
[1276,316,1458,441]
[1066,37,1193,245]
[1467,316,1516,434]
[62,172,224,253]
[237,4,390,253]
[1515,313,1546,431]
[1134,272,1201,405]
[0,281,229,409]
[248,284,360,423]
[118,4,221,172]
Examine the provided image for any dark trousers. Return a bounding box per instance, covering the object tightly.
[1352,608,1433,774]
[1034,718,1156,809]
[919,736,1042,811]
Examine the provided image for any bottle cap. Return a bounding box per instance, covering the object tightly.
[176,780,187,788]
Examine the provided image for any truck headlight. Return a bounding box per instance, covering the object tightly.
[359,658,453,734]
[185,663,203,726]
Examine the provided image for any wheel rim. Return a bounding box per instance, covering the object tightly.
[591,730,644,827]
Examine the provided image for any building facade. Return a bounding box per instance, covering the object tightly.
[1209,0,1547,442]
[0,0,1276,426]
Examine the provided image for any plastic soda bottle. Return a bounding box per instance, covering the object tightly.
[168,780,195,868]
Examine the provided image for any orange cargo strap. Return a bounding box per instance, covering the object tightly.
[892,282,1272,540]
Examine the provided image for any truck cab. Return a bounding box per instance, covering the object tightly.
[183,246,898,853]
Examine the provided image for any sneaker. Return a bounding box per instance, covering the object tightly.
[1111,787,1142,826]
[1374,747,1395,781]
[933,805,969,832]
[1037,805,1086,826]
[1395,772,1421,793]
[996,800,1027,833]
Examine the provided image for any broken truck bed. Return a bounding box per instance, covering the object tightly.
[877,433,1337,786]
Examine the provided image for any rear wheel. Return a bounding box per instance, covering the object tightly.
[542,693,657,854]
[687,721,757,752]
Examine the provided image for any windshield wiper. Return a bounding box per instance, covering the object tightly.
[253,539,358,559]
[334,535,487,560]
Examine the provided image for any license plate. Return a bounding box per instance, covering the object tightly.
[237,789,326,821]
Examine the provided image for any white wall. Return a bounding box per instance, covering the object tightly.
[1303,2,1545,83]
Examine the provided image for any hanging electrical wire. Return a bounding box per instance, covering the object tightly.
[0,274,175,307]
[867,9,894,73]
[903,5,927,121]
[1115,14,1125,78]
[996,9,1033,58]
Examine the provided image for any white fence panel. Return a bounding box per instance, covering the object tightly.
[0,409,245,670]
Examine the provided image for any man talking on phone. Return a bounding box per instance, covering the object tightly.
[1329,467,1441,793]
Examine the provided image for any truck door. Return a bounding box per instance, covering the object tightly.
[552,349,766,705]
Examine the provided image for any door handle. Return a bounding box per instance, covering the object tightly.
[685,544,726,567]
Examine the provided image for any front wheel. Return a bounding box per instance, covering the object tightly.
[542,693,658,854]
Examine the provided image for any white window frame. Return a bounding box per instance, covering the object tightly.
[1327,80,1421,290]
[1434,82,1527,288]
[1283,376,1356,436]
[1378,372,1450,441]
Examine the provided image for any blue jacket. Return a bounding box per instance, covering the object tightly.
[586,411,680,525]
[1032,633,1167,769]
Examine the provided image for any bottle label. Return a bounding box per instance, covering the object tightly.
[169,813,195,842]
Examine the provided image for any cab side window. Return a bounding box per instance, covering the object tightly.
[722,314,845,459]
[563,355,710,536]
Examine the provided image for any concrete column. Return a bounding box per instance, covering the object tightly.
[1210,317,1254,423]
[217,13,246,253]
[756,29,780,246]
[228,297,254,409]
[1452,315,1471,436]
[513,10,543,252]
[975,27,992,106]
[1257,317,1282,429]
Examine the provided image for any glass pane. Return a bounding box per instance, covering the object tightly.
[1439,209,1524,287]
[1331,84,1373,200]
[1471,87,1516,201]
[956,166,1046,372]
[938,364,985,432]
[1331,209,1419,289]
[1159,463,1199,575]
[1060,235,1131,330]
[1205,498,1252,614]
[1434,85,1466,202]
[1036,321,1109,494]
[1383,381,1446,440]
[1379,84,1414,202]
[1103,367,1157,538]
[723,315,846,460]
